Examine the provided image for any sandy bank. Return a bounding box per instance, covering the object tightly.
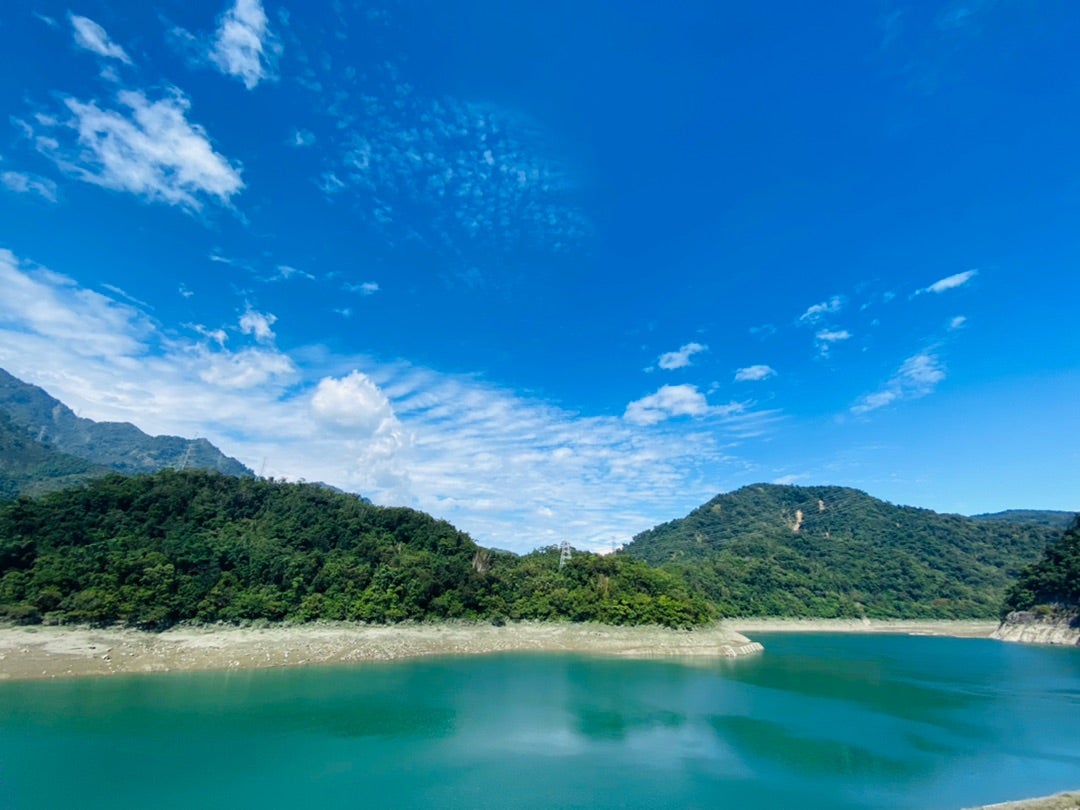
[966,790,1080,809]
[0,621,761,682]
[728,618,998,638]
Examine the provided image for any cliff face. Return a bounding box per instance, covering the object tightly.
[993,611,1080,646]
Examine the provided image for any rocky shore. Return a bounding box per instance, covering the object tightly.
[0,621,762,681]
[992,612,1080,646]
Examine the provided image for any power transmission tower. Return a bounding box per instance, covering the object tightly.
[176,441,195,471]
[558,540,572,568]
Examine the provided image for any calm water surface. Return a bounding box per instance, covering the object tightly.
[1,634,1078,809]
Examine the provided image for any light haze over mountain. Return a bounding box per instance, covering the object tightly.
[0,0,1076,552]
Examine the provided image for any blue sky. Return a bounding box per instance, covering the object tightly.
[1,0,1077,552]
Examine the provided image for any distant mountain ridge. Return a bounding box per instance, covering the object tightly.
[970,509,1076,529]
[0,368,251,498]
[622,483,1063,619]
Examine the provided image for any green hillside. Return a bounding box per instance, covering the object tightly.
[0,470,711,629]
[622,484,1058,619]
[1003,515,1080,615]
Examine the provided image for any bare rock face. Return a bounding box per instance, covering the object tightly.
[992,611,1080,646]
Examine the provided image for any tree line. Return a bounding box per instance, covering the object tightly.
[0,470,712,629]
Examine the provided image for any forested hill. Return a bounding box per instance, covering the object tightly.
[1003,515,1080,615]
[622,484,1060,619]
[0,470,712,629]
[0,369,252,492]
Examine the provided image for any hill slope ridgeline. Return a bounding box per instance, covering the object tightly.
[0,470,713,628]
[622,484,1059,619]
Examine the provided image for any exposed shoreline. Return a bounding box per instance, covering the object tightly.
[966,791,1080,809]
[0,621,762,682]
[0,618,1005,683]
[727,617,999,637]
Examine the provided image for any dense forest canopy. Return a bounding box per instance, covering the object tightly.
[1003,515,1080,615]
[0,470,712,629]
[621,484,1060,619]
[0,471,1066,629]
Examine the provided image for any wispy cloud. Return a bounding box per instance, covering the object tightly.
[290,129,315,147]
[657,342,707,371]
[209,0,278,90]
[269,264,314,282]
[816,329,851,343]
[815,329,851,357]
[32,89,243,211]
[948,315,967,330]
[0,248,779,553]
[69,14,132,64]
[851,351,946,415]
[344,281,379,295]
[917,269,978,295]
[1,171,58,202]
[734,364,776,382]
[799,295,844,323]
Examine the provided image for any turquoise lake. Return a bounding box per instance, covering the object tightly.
[1,634,1078,809]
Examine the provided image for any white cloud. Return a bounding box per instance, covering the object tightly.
[345,281,379,295]
[851,351,946,414]
[0,248,147,359]
[734,364,776,382]
[1,171,58,202]
[772,474,804,485]
[0,249,784,553]
[657,342,707,371]
[624,384,734,426]
[918,269,977,295]
[799,295,844,323]
[816,329,851,343]
[813,328,852,358]
[198,346,294,389]
[238,307,276,343]
[69,15,132,64]
[898,352,946,388]
[210,0,277,90]
[948,315,967,330]
[36,89,242,210]
[311,371,399,436]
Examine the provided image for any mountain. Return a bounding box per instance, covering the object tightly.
[622,484,1061,619]
[0,368,252,498]
[970,510,1076,529]
[0,410,109,500]
[0,470,712,628]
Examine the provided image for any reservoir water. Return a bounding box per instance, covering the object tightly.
[1,633,1078,809]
